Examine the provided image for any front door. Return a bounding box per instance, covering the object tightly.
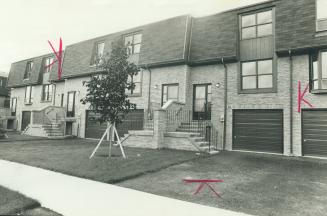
[21,111,31,131]
[67,91,76,117]
[193,84,211,120]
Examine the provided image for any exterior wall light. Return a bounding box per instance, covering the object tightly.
[215,83,221,88]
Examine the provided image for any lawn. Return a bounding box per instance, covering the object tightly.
[0,138,201,184]
[118,151,327,216]
[0,185,60,216]
[0,185,39,215]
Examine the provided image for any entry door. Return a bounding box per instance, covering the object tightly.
[67,91,76,117]
[193,84,211,120]
[21,111,31,131]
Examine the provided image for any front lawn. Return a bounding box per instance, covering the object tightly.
[0,185,39,215]
[118,151,327,216]
[0,138,201,183]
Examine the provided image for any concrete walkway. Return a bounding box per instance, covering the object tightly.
[0,160,251,216]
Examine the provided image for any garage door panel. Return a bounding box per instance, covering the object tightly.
[85,110,144,139]
[233,110,283,153]
[302,110,327,157]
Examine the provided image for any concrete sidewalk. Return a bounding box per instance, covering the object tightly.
[0,159,251,216]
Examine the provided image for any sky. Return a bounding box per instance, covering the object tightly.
[0,0,266,74]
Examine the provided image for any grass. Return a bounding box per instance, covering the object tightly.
[0,138,201,184]
[0,185,40,215]
[118,151,327,216]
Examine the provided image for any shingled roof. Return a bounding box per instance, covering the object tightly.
[7,52,61,88]
[8,0,327,87]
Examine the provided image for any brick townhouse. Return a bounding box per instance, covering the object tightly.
[7,0,327,157]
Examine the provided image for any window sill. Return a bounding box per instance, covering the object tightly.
[126,93,142,97]
[40,100,52,103]
[24,102,33,105]
[239,88,276,94]
[311,89,327,94]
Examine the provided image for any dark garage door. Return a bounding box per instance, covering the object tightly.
[233,110,283,153]
[302,110,327,157]
[85,109,144,139]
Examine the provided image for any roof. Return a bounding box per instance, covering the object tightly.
[0,71,8,77]
[7,0,327,87]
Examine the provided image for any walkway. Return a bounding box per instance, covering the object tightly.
[0,159,251,216]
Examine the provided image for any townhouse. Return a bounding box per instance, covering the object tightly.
[7,0,327,157]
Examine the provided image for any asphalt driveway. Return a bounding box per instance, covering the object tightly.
[118,151,327,216]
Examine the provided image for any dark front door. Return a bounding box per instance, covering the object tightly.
[193,84,211,120]
[302,110,327,157]
[233,110,284,154]
[21,111,31,131]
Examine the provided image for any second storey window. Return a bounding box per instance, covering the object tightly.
[25,85,33,104]
[24,61,33,79]
[241,10,273,40]
[11,97,17,116]
[316,0,327,32]
[44,57,54,73]
[42,84,53,102]
[125,72,141,95]
[124,33,142,55]
[241,59,273,91]
[311,51,327,91]
[162,84,179,105]
[91,42,105,66]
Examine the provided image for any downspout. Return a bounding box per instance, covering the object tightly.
[289,50,293,156]
[146,65,152,111]
[222,58,227,150]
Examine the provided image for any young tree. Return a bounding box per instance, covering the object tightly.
[81,39,140,158]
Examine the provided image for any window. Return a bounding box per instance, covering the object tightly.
[67,91,76,117]
[162,84,179,105]
[24,86,33,104]
[241,10,273,40]
[44,57,54,73]
[311,51,327,91]
[317,0,327,20]
[316,0,327,32]
[241,59,273,91]
[60,94,64,107]
[91,42,105,65]
[42,84,53,102]
[24,61,33,79]
[11,97,17,116]
[125,72,142,95]
[124,33,142,55]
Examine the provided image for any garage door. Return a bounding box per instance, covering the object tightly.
[302,110,327,157]
[85,109,144,139]
[233,110,283,153]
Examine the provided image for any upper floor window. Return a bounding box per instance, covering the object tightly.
[91,42,105,66]
[124,33,142,55]
[316,0,327,32]
[311,51,327,91]
[162,84,179,105]
[44,57,54,73]
[25,85,33,104]
[24,61,33,79]
[42,84,53,102]
[241,10,273,40]
[241,59,273,91]
[125,72,142,95]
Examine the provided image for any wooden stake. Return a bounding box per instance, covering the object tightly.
[89,124,111,159]
[113,123,126,158]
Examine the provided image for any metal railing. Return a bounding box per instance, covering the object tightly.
[165,109,219,150]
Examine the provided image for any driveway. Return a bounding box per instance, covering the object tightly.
[118,151,327,216]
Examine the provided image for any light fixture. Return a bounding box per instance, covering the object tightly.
[215,83,221,88]
[154,84,158,89]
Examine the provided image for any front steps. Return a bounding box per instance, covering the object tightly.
[23,122,67,139]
